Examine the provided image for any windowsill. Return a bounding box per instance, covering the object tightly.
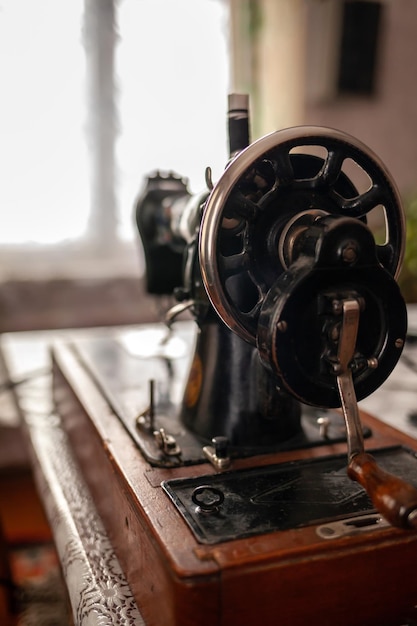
[0,274,167,332]
[0,237,164,332]
[0,274,170,332]
[0,238,143,281]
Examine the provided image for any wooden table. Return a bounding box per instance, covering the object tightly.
[1,308,417,625]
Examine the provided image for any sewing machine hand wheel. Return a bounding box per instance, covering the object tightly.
[198,126,417,530]
[199,126,405,345]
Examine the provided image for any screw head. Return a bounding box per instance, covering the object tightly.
[341,241,359,264]
[212,436,229,459]
[367,357,379,369]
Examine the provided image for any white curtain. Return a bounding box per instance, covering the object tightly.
[0,0,230,248]
[0,0,89,243]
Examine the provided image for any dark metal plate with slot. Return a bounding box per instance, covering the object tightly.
[163,446,417,544]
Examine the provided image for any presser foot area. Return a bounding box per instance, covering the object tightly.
[66,333,371,467]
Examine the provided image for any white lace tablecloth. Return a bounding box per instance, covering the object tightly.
[1,329,146,626]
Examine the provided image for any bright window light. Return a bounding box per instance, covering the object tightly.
[0,0,230,247]
[116,0,230,238]
[0,0,88,244]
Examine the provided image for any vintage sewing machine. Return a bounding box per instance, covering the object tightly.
[52,95,417,625]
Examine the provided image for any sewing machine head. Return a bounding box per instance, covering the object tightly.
[136,93,406,439]
[134,96,417,530]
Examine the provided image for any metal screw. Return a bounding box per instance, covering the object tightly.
[212,436,229,459]
[341,241,358,264]
[332,299,343,315]
[332,362,342,375]
[277,320,288,333]
[395,338,404,349]
[317,416,330,439]
[153,428,181,456]
[329,324,340,342]
[203,436,231,470]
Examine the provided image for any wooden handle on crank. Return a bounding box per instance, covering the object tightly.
[348,452,417,530]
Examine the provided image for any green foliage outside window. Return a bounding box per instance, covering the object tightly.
[399,197,417,302]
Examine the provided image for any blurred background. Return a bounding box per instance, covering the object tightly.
[0,0,416,331]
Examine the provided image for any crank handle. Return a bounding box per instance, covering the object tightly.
[348,452,417,530]
[334,297,417,530]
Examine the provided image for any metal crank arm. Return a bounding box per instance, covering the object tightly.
[336,298,417,530]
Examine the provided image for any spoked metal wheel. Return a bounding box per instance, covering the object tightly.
[199,127,405,345]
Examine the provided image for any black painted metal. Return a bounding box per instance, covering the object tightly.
[70,330,369,467]
[163,446,417,544]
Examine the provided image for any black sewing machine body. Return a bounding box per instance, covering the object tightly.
[52,97,417,626]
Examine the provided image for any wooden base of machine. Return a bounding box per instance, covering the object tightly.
[52,338,417,626]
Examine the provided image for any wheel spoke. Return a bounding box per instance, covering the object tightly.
[342,184,383,217]
[241,299,263,324]
[376,243,394,269]
[220,251,250,278]
[317,149,345,188]
[225,190,259,221]
[273,148,294,185]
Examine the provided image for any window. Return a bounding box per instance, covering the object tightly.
[337,0,384,96]
[305,0,384,104]
[0,0,230,280]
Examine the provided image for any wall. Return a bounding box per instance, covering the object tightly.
[305,0,417,198]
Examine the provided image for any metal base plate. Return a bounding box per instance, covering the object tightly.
[163,446,417,544]
[67,324,370,467]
